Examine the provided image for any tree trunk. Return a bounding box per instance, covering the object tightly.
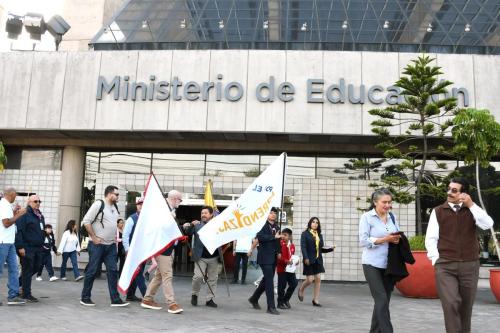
[476,159,500,259]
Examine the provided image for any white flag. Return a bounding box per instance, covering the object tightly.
[118,174,184,294]
[199,153,286,254]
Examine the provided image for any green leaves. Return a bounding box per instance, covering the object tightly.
[0,141,6,172]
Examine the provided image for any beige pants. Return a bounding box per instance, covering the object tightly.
[192,257,219,301]
[143,255,176,306]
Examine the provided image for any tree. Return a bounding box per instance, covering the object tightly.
[0,141,6,171]
[452,108,500,256]
[369,55,460,235]
[333,157,385,180]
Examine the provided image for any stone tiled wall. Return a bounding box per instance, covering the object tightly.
[95,173,416,282]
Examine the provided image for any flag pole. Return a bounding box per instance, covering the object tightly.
[152,174,217,299]
[279,152,287,230]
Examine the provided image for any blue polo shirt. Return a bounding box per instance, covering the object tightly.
[359,209,399,269]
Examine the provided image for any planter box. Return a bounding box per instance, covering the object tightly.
[395,250,438,299]
[490,269,500,303]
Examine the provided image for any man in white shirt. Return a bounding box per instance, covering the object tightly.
[425,178,493,333]
[0,187,27,305]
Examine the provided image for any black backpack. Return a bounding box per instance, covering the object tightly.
[80,199,120,238]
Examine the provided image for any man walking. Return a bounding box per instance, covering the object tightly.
[16,194,46,302]
[80,185,129,307]
[183,205,220,308]
[140,190,183,314]
[425,178,493,333]
[248,207,281,315]
[0,187,26,306]
[122,197,147,302]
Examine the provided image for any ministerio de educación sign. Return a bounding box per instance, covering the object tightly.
[96,75,470,106]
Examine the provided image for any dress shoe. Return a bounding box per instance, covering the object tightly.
[266,307,280,315]
[298,289,304,302]
[248,298,260,310]
[312,300,322,307]
[277,303,287,310]
[284,301,291,309]
[206,299,218,308]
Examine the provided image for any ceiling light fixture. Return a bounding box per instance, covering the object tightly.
[383,20,390,29]
[301,22,307,31]
[142,20,148,29]
[464,23,471,32]
[342,20,348,29]
[263,20,269,30]
[180,19,186,29]
[426,23,433,32]
[218,20,224,29]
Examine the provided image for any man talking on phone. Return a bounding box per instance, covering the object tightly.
[425,178,493,333]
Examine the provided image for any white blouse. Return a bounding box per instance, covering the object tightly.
[58,230,81,253]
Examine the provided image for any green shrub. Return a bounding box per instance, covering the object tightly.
[408,235,426,251]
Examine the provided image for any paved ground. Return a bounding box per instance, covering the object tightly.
[0,267,498,333]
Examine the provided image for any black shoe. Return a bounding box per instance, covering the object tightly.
[284,301,291,309]
[126,295,142,302]
[22,295,39,303]
[110,299,130,307]
[191,295,198,306]
[267,307,280,315]
[312,300,322,307]
[248,298,260,310]
[298,289,304,302]
[206,299,218,308]
[277,303,287,310]
[80,299,95,307]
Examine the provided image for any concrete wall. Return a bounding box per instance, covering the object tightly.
[0,50,497,134]
[93,173,415,282]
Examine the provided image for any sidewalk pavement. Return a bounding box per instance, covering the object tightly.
[0,270,498,333]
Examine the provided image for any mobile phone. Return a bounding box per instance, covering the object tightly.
[391,231,403,235]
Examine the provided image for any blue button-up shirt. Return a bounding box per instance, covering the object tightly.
[359,209,399,269]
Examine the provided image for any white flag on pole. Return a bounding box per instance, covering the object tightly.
[198,153,286,254]
[118,174,184,294]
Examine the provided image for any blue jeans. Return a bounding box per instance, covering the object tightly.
[0,243,21,299]
[126,263,147,298]
[61,251,80,279]
[81,242,120,302]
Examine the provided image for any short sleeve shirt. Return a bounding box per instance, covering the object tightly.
[0,198,16,243]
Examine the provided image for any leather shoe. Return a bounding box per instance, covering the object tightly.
[312,300,322,307]
[191,295,198,306]
[298,289,304,302]
[266,307,280,315]
[284,301,291,309]
[248,298,260,310]
[206,299,218,308]
[277,303,287,310]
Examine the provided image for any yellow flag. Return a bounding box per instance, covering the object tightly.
[204,179,219,214]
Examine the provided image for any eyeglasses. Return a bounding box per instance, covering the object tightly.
[33,200,42,204]
[113,193,120,196]
[447,187,460,194]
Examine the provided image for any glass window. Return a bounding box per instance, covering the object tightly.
[152,153,205,176]
[261,155,315,178]
[205,154,259,177]
[84,152,99,188]
[317,157,352,179]
[99,152,151,174]
[20,149,62,170]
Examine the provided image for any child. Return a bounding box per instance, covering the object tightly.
[36,224,59,282]
[277,228,298,309]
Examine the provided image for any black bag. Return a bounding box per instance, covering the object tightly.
[79,199,120,238]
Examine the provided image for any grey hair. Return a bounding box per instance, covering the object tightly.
[167,189,181,199]
[368,188,393,210]
[3,187,16,196]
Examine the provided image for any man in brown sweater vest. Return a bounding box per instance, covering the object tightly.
[425,178,493,333]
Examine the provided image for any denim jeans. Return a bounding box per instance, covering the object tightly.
[37,250,55,277]
[126,263,147,298]
[61,251,80,279]
[0,243,21,299]
[81,242,120,302]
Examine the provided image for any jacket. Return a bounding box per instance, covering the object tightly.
[277,239,295,273]
[15,206,45,250]
[385,233,415,283]
[256,221,281,265]
[42,233,57,253]
[300,229,332,266]
[185,221,220,261]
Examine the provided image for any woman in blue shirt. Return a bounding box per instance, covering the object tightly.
[359,188,401,333]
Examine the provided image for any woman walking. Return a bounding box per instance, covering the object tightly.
[359,188,401,333]
[297,217,333,306]
[58,220,83,281]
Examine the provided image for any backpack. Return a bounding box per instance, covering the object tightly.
[80,199,120,238]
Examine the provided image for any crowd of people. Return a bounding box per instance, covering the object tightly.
[0,177,494,332]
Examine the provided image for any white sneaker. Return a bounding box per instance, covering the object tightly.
[35,276,42,281]
[61,277,67,281]
[75,276,84,282]
[49,276,59,282]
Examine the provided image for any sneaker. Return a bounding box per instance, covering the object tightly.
[80,299,95,307]
[253,280,260,287]
[49,276,59,282]
[191,295,198,306]
[167,303,183,314]
[22,295,39,303]
[126,295,142,302]
[36,276,43,281]
[75,276,84,282]
[7,296,26,305]
[141,299,162,310]
[61,277,67,281]
[205,299,218,308]
[110,299,130,307]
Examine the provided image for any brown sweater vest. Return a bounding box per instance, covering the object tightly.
[435,202,479,261]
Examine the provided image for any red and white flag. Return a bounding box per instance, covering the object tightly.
[118,174,184,294]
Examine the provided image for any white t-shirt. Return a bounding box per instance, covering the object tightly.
[0,197,16,244]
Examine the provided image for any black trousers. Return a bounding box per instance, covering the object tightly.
[363,264,395,333]
[37,250,55,277]
[277,272,297,304]
[233,252,248,282]
[250,263,276,309]
[19,248,43,297]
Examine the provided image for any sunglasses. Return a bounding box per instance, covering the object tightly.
[447,187,460,194]
[33,200,42,204]
[113,193,120,196]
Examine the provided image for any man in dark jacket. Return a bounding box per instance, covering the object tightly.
[15,194,46,302]
[248,207,282,315]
